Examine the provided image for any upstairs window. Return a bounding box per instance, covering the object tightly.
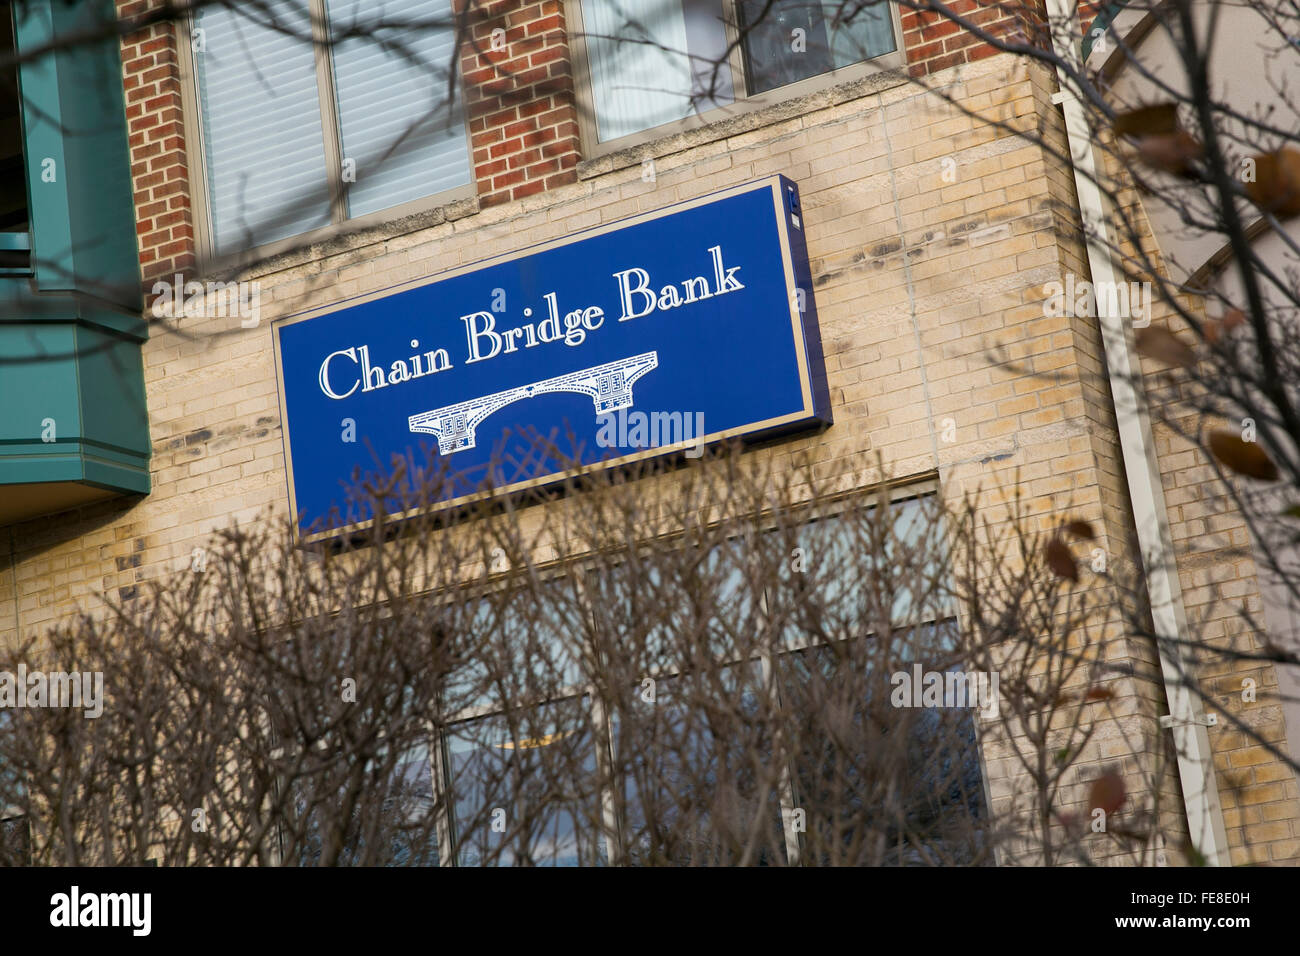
[185,0,472,258]
[0,0,29,273]
[573,0,899,148]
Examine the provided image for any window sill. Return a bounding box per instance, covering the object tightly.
[202,188,481,284]
[575,67,911,181]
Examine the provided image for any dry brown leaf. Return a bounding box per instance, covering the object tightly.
[1208,430,1279,481]
[1114,103,1180,136]
[1135,326,1196,369]
[1134,131,1203,176]
[1244,148,1300,218]
[1090,770,1127,815]
[1204,308,1246,345]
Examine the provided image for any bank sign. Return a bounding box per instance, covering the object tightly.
[273,175,831,539]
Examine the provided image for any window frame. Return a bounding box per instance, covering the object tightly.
[565,0,908,157]
[174,0,477,270]
[263,478,980,866]
[424,478,982,866]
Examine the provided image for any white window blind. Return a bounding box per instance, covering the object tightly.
[196,0,331,253]
[327,0,471,218]
[581,0,699,143]
[194,0,471,254]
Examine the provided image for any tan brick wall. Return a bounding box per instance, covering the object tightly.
[0,1,1293,865]
[1101,161,1300,865]
[0,49,1177,862]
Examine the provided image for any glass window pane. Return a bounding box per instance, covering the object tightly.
[775,642,988,865]
[195,0,332,252]
[739,0,895,96]
[442,582,586,716]
[584,535,763,681]
[327,0,471,217]
[0,815,30,866]
[287,741,439,866]
[581,0,733,142]
[614,663,787,865]
[782,496,954,651]
[0,5,28,235]
[446,697,606,866]
[388,741,440,866]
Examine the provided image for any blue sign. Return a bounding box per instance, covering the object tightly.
[273,175,831,539]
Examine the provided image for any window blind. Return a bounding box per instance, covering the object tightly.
[196,0,332,253]
[327,0,471,218]
[581,0,697,143]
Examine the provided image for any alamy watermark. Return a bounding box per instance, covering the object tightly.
[890,665,1000,718]
[1043,273,1151,327]
[596,408,706,458]
[50,886,150,936]
[151,273,261,328]
[0,664,103,718]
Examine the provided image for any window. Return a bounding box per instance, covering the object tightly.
[736,0,896,94]
[0,712,29,867]
[0,815,30,867]
[283,738,441,867]
[0,1,28,274]
[261,489,983,866]
[186,0,472,257]
[615,663,789,865]
[445,697,607,866]
[422,488,987,866]
[572,0,900,148]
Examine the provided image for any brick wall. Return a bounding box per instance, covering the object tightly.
[902,0,1047,77]
[0,46,1194,863]
[458,0,581,206]
[0,1,1292,866]
[117,0,196,288]
[1106,165,1300,864]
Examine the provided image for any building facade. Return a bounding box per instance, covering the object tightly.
[0,0,1297,865]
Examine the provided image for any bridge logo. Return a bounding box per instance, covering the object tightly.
[408,352,659,455]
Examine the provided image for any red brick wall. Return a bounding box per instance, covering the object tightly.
[115,0,587,271]
[113,0,1070,253]
[117,0,197,289]
[902,0,1049,77]
[457,0,581,207]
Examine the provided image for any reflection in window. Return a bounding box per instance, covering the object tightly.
[289,741,438,866]
[0,710,28,867]
[446,698,606,866]
[580,0,896,143]
[775,640,986,865]
[0,1,28,275]
[0,815,30,866]
[784,496,956,648]
[738,0,896,95]
[616,664,787,865]
[0,3,24,231]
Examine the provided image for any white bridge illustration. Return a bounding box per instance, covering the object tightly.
[409,351,659,455]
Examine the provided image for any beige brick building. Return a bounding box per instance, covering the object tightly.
[0,0,1295,866]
